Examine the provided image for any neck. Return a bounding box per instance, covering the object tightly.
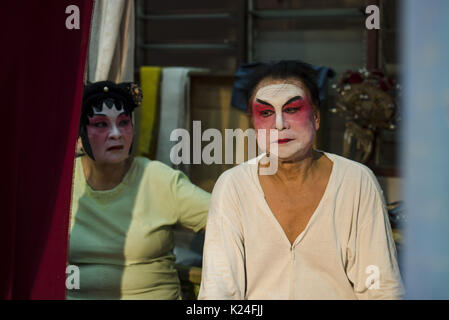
[270,149,321,184]
[81,156,132,190]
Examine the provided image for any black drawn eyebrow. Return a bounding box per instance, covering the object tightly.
[282,96,302,107]
[255,99,274,108]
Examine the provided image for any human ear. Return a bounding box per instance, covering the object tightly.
[76,137,85,153]
[314,109,320,131]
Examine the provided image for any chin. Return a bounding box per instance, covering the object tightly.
[271,151,297,160]
[269,142,312,160]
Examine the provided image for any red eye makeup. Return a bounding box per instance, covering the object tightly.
[282,99,306,113]
[89,116,109,128]
[252,101,275,117]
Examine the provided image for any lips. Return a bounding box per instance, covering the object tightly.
[107,145,124,151]
[277,139,293,144]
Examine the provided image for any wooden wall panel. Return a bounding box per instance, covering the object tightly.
[188,74,251,192]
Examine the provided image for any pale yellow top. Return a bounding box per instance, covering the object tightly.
[68,156,210,300]
[199,152,403,300]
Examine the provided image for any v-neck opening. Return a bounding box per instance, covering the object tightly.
[252,151,336,248]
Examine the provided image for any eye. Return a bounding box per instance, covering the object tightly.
[93,121,107,128]
[260,110,274,117]
[283,107,300,114]
[119,119,130,126]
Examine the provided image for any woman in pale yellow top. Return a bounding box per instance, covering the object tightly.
[199,61,403,299]
[67,81,210,299]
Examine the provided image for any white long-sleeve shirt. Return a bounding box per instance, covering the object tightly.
[198,152,403,300]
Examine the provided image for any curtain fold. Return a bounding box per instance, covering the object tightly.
[0,0,93,299]
[88,0,135,82]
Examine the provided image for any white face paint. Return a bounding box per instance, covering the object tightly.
[97,107,121,137]
[252,82,318,160]
[86,103,134,164]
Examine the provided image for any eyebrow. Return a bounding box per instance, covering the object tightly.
[255,99,274,107]
[255,96,303,108]
[282,96,303,107]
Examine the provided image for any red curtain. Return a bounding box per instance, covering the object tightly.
[0,0,93,299]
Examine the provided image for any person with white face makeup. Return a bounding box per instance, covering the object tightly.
[68,81,210,300]
[199,61,403,300]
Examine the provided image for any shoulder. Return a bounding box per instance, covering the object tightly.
[73,156,86,190]
[323,153,388,230]
[207,160,257,225]
[326,152,379,184]
[210,157,259,212]
[212,157,257,193]
[325,152,386,202]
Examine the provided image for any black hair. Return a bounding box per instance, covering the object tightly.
[78,81,142,160]
[81,81,137,123]
[246,60,321,115]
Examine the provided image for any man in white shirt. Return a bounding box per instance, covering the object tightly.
[198,61,403,300]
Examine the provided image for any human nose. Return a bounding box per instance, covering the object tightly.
[108,123,121,139]
[274,111,289,131]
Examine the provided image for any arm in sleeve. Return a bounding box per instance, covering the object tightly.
[346,168,404,299]
[171,170,211,233]
[198,172,246,300]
